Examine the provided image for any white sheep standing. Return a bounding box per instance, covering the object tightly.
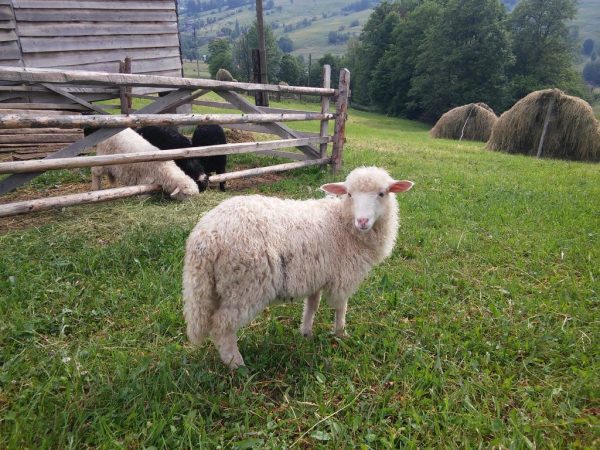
[183,166,414,368]
[91,128,199,200]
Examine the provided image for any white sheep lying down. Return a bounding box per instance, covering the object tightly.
[183,166,414,368]
[91,128,199,200]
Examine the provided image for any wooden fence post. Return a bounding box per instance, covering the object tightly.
[319,65,331,158]
[536,96,556,158]
[119,57,132,114]
[331,68,350,172]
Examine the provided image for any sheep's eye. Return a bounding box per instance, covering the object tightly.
[378,192,385,197]
[347,193,352,198]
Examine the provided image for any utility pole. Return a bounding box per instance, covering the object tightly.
[255,0,269,106]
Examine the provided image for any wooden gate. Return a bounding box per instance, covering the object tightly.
[0,65,350,217]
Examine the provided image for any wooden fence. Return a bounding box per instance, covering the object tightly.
[0,65,350,217]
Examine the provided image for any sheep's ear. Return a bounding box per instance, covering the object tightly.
[320,182,347,196]
[170,187,181,198]
[388,180,414,193]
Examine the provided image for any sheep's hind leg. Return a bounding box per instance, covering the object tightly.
[300,291,321,337]
[210,309,245,369]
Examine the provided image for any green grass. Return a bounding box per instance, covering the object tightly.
[1,103,599,448]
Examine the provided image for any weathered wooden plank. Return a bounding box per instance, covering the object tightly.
[14,9,177,22]
[48,57,183,75]
[223,123,319,138]
[0,21,16,30]
[23,46,180,68]
[0,112,335,130]
[218,90,321,158]
[209,158,331,183]
[0,137,332,174]
[0,29,16,42]
[0,133,82,144]
[0,127,77,134]
[13,1,175,10]
[0,108,76,115]
[12,153,51,160]
[0,102,88,110]
[0,6,12,21]
[17,21,178,37]
[0,67,337,96]
[0,41,21,60]
[0,184,162,218]
[20,34,180,53]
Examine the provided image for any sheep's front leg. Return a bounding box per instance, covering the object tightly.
[211,330,244,369]
[300,291,321,337]
[334,301,348,338]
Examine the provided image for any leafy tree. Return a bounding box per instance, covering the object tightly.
[582,38,595,56]
[207,39,234,78]
[409,0,512,121]
[369,1,442,116]
[277,36,294,53]
[233,22,282,82]
[309,53,346,88]
[583,61,600,86]
[278,54,305,85]
[508,0,579,101]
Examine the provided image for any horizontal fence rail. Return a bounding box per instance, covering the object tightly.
[0,137,332,174]
[0,66,337,96]
[0,112,336,130]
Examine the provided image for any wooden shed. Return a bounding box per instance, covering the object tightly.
[0,0,184,159]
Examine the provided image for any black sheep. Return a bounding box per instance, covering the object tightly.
[191,124,228,192]
[136,126,209,192]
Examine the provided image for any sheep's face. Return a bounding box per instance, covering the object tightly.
[321,167,413,232]
[170,183,199,200]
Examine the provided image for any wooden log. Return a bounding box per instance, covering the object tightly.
[0,184,161,218]
[320,64,331,158]
[12,153,50,161]
[0,112,335,130]
[209,158,330,183]
[0,133,82,144]
[0,137,331,174]
[0,66,337,96]
[331,69,350,172]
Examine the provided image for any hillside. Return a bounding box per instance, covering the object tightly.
[179,0,600,62]
[178,0,378,59]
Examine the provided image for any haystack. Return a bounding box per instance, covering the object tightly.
[215,68,236,82]
[430,103,498,142]
[486,89,600,162]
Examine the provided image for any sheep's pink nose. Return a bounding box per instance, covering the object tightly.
[357,217,369,228]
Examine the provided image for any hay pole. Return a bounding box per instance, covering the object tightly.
[459,105,475,141]
[0,184,161,218]
[0,112,335,130]
[536,96,556,158]
[0,137,331,174]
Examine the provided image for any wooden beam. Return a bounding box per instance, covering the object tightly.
[0,137,331,174]
[331,69,350,172]
[0,184,161,218]
[0,66,337,96]
[209,158,330,183]
[0,112,335,130]
[217,90,321,158]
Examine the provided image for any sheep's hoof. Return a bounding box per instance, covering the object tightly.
[334,330,349,338]
[300,326,313,338]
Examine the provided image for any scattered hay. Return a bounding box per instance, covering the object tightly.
[430,103,498,142]
[487,89,600,162]
[225,129,255,143]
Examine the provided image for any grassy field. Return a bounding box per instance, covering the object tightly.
[1,100,599,448]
